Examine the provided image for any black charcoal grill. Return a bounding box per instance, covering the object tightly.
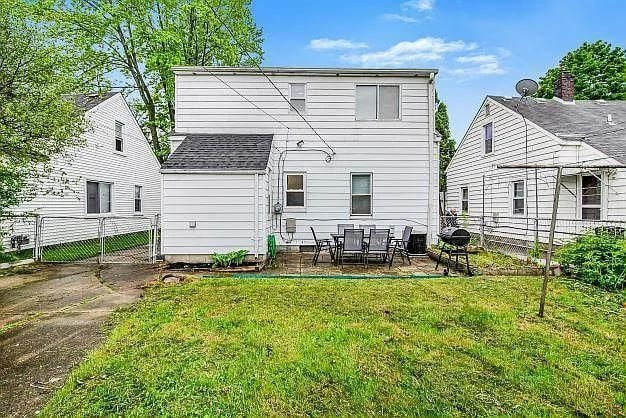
[436,227,472,276]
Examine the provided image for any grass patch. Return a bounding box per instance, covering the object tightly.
[43,276,625,416]
[41,231,149,262]
[0,248,32,263]
[470,250,535,270]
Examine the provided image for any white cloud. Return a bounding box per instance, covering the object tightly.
[402,0,435,11]
[308,38,368,51]
[451,54,505,76]
[497,47,512,57]
[342,37,477,67]
[381,13,418,23]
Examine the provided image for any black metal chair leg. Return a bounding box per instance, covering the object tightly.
[389,245,397,268]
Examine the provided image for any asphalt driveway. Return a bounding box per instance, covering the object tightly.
[0,263,157,417]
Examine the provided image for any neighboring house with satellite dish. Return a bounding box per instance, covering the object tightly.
[445,72,626,250]
[2,92,162,252]
[161,66,440,263]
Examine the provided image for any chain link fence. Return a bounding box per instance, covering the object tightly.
[440,214,626,258]
[1,214,160,264]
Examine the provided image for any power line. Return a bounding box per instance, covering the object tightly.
[207,70,290,130]
[207,5,336,158]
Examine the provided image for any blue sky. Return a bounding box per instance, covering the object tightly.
[252,0,626,141]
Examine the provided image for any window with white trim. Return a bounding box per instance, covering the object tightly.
[461,187,469,214]
[134,185,142,213]
[356,85,400,120]
[289,83,306,114]
[512,180,524,215]
[484,122,493,154]
[581,175,601,220]
[351,173,372,215]
[115,121,124,152]
[86,181,112,214]
[285,173,305,208]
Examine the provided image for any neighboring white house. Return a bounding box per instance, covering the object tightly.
[445,71,626,249]
[161,66,440,263]
[2,92,162,251]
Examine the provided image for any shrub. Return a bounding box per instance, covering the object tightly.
[212,250,248,268]
[557,231,626,290]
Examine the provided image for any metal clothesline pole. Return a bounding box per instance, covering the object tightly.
[539,166,562,318]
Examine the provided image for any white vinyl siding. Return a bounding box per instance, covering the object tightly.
[5,93,162,251]
[351,173,372,216]
[356,84,400,120]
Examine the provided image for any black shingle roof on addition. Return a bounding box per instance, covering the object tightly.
[74,92,118,110]
[489,96,626,164]
[161,133,273,171]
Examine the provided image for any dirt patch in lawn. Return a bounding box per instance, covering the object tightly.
[0,263,158,418]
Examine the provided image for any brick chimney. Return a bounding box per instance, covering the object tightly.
[554,70,575,101]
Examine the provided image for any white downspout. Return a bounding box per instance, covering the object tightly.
[254,173,259,258]
[427,72,436,244]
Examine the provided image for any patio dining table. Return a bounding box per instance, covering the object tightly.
[330,231,397,265]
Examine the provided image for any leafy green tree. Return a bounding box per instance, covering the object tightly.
[0,0,85,215]
[435,92,456,193]
[44,0,263,160]
[536,41,626,100]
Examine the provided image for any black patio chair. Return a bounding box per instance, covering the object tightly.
[389,226,413,267]
[340,228,366,267]
[310,227,335,265]
[365,229,390,267]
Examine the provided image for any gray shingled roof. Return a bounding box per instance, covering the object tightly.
[161,133,273,171]
[489,96,626,164]
[74,92,118,110]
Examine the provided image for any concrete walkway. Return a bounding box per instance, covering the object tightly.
[0,263,157,417]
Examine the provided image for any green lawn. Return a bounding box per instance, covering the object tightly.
[43,277,625,416]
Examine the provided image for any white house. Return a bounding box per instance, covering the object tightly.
[445,71,626,249]
[161,66,440,263]
[2,92,162,251]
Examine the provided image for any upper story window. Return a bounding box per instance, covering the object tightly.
[289,83,306,114]
[356,85,400,120]
[115,121,124,152]
[485,103,490,116]
[512,180,525,215]
[87,181,111,214]
[285,173,305,208]
[581,175,601,220]
[484,122,493,154]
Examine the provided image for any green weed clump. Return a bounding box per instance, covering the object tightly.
[557,231,626,290]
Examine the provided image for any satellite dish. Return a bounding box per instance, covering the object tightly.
[515,79,539,97]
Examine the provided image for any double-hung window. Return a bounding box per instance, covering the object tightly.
[484,122,493,154]
[289,83,306,113]
[86,181,112,214]
[581,175,601,220]
[351,173,372,215]
[512,180,525,215]
[356,85,400,120]
[461,187,469,214]
[134,185,143,213]
[115,121,124,152]
[285,173,305,208]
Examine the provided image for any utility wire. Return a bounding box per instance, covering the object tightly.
[207,70,290,130]
[207,5,336,158]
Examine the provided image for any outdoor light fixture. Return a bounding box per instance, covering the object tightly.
[296,139,304,148]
